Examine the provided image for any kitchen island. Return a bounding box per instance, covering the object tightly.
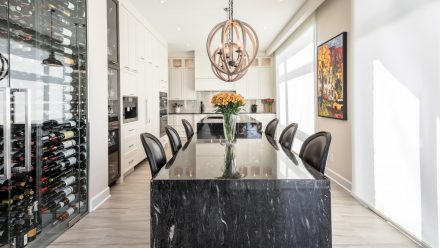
[196,114,262,139]
[150,135,332,247]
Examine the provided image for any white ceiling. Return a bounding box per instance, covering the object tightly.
[127,0,306,54]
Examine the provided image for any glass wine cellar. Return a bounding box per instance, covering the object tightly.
[0,0,88,247]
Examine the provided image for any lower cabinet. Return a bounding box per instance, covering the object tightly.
[121,121,140,176]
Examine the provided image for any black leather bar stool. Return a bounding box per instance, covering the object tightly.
[140,133,167,177]
[265,118,279,139]
[165,125,182,156]
[181,119,194,139]
[278,123,298,151]
[299,131,332,173]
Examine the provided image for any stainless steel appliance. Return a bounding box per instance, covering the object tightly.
[159,92,168,137]
[108,121,120,185]
[123,96,138,123]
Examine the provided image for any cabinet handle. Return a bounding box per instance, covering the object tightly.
[129,159,134,164]
[129,144,134,148]
[129,129,135,132]
[123,66,130,70]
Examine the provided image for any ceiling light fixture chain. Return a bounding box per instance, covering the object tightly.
[206,0,259,82]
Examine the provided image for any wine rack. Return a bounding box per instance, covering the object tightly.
[0,0,88,247]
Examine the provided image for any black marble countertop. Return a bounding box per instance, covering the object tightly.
[153,135,326,181]
[168,112,275,115]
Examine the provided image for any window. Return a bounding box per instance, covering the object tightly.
[276,21,315,152]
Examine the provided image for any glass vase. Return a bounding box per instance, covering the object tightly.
[219,144,241,179]
[223,113,238,144]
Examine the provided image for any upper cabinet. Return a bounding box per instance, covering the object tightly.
[169,58,196,100]
[120,6,136,72]
[135,20,146,61]
[237,57,275,99]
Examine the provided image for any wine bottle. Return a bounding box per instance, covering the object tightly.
[43,120,59,129]
[56,193,76,209]
[57,202,80,221]
[49,148,76,161]
[40,176,75,193]
[42,186,74,205]
[26,218,37,242]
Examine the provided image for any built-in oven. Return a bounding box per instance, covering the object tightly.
[108,121,120,186]
[159,92,167,137]
[123,96,138,123]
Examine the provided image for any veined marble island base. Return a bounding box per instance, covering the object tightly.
[151,179,331,247]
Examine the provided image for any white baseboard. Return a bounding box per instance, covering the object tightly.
[325,168,352,192]
[90,187,111,212]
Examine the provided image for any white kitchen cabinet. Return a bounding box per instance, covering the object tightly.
[237,67,275,99]
[258,67,275,99]
[145,30,152,64]
[246,69,260,99]
[119,1,169,182]
[182,68,196,99]
[119,6,129,70]
[169,68,183,100]
[151,38,160,68]
[120,6,137,72]
[160,45,169,92]
[135,21,146,61]
[121,69,137,96]
[128,16,137,71]
[169,68,195,100]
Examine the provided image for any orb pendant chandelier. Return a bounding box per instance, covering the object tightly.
[206,0,259,82]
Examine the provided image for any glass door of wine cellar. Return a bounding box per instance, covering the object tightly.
[0,0,88,247]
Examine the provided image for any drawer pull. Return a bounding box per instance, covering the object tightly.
[129,159,134,164]
[129,129,135,132]
[128,144,134,148]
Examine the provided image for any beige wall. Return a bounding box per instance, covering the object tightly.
[315,0,352,187]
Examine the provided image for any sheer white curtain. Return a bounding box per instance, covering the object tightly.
[276,19,315,152]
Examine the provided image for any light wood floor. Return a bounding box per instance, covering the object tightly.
[49,161,419,248]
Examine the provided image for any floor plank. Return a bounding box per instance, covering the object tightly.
[50,157,419,248]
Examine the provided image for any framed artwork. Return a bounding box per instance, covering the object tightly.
[317,32,347,120]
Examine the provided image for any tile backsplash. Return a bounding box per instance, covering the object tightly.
[169,91,275,114]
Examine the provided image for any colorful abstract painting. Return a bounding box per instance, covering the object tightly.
[317,32,347,120]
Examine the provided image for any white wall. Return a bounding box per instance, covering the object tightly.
[87,0,110,211]
[352,0,440,246]
[315,0,352,188]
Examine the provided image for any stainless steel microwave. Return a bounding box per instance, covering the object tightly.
[123,96,138,123]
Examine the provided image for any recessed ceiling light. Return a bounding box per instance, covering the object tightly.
[160,0,165,3]
[177,27,182,31]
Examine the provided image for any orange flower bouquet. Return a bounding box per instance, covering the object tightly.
[211,92,246,143]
